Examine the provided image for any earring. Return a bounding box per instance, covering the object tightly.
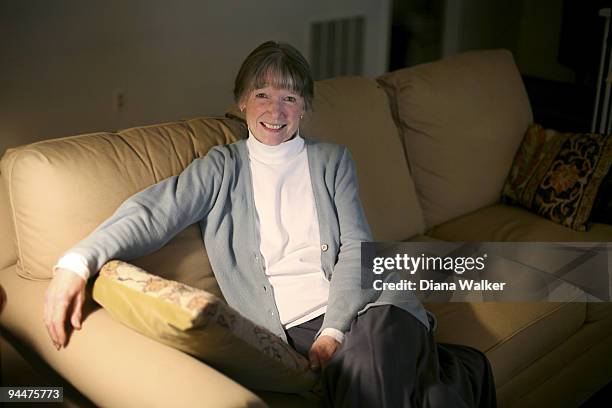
[240,106,244,112]
[300,113,304,119]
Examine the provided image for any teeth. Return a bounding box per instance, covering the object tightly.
[262,122,284,130]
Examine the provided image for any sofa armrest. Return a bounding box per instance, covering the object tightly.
[0,266,266,408]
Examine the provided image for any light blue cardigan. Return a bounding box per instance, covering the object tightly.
[71,138,430,341]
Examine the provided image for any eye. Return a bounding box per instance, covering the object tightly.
[284,96,297,103]
[255,93,268,99]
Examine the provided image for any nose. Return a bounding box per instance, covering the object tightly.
[267,99,285,118]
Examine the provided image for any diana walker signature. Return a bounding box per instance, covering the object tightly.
[373,279,507,291]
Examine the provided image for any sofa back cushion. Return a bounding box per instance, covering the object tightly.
[0,118,245,288]
[378,49,533,229]
[227,76,426,241]
[0,176,17,271]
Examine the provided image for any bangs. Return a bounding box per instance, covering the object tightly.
[234,41,314,110]
[250,56,306,96]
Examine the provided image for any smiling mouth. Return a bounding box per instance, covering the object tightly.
[261,122,286,130]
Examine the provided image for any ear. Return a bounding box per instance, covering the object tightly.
[237,94,247,112]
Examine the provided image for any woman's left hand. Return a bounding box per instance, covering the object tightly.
[308,335,341,372]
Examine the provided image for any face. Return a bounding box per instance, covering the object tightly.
[241,86,305,146]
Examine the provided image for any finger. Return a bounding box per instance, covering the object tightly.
[48,308,61,350]
[320,351,333,369]
[70,290,85,330]
[43,294,58,348]
[53,298,69,348]
[320,342,339,369]
[48,324,59,349]
[309,349,321,371]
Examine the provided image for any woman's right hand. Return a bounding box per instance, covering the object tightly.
[43,268,87,349]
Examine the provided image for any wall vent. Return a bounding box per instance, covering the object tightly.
[310,15,365,80]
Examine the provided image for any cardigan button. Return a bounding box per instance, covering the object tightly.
[321,244,328,252]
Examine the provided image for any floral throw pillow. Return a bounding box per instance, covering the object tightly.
[502,124,612,231]
[93,260,318,393]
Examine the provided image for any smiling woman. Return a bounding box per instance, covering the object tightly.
[234,41,313,146]
[43,40,496,407]
[241,86,304,146]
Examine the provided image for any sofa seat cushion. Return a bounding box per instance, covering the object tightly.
[0,266,267,408]
[426,301,586,387]
[227,76,426,241]
[428,203,612,242]
[428,203,612,329]
[93,261,317,393]
[0,117,245,283]
[378,49,533,229]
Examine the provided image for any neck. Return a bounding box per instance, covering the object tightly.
[246,130,304,164]
[248,130,299,146]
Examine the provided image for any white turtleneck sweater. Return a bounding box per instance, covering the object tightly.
[247,133,342,342]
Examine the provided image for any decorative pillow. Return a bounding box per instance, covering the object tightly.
[502,124,612,231]
[92,260,318,393]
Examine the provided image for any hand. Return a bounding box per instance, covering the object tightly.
[308,335,341,372]
[43,268,87,350]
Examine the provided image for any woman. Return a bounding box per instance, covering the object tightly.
[44,41,495,407]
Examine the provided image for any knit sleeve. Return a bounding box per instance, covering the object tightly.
[319,146,375,334]
[64,147,227,278]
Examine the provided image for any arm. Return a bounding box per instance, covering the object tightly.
[310,147,375,369]
[44,148,227,348]
[322,146,375,333]
[65,149,226,277]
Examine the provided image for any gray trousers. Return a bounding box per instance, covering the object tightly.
[286,305,496,408]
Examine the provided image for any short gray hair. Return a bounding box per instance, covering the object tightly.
[233,41,314,111]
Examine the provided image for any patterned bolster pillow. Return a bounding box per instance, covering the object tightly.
[92,260,319,393]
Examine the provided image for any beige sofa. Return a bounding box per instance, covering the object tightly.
[1,49,611,407]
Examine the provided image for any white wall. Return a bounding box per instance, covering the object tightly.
[0,0,391,154]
